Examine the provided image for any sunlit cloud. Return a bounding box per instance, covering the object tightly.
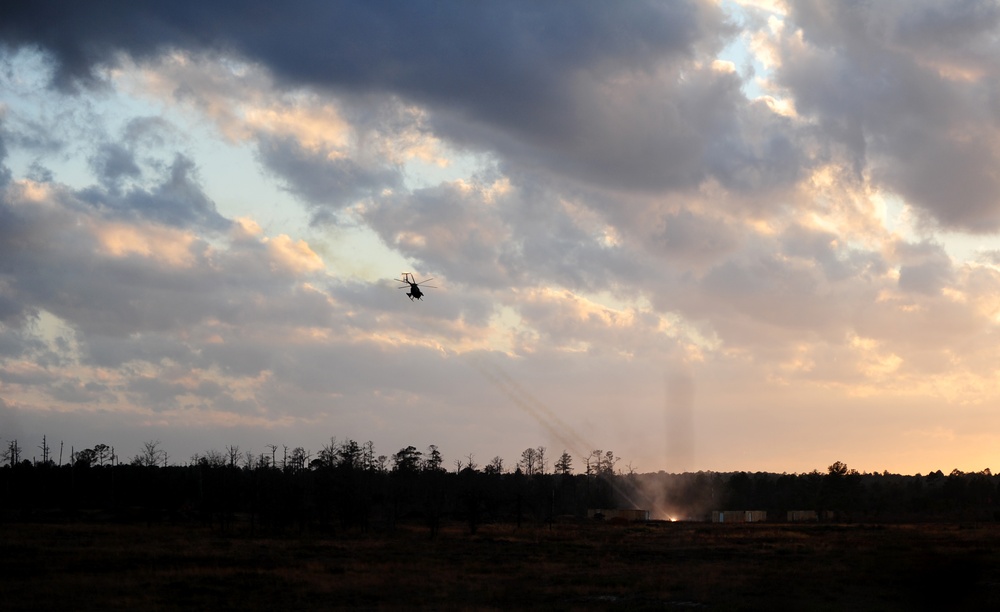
[264,234,324,275]
[95,222,199,267]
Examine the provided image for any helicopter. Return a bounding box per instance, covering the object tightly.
[396,272,436,301]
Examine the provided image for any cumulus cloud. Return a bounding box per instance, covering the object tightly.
[776,0,1000,231]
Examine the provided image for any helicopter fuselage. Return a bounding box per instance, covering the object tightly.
[397,272,434,301]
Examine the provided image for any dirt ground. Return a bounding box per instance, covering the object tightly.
[2,520,998,611]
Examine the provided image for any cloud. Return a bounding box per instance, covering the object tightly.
[0,121,11,188]
[4,1,1000,473]
[89,142,140,189]
[775,0,1000,231]
[255,134,402,217]
[1,1,816,200]
[896,241,954,295]
[81,154,230,230]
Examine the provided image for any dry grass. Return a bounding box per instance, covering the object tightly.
[2,520,999,610]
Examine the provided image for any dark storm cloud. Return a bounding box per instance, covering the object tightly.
[0,1,711,106]
[779,0,1000,231]
[0,0,811,200]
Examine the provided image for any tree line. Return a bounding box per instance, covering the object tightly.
[3,437,998,531]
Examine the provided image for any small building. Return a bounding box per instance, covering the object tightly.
[786,510,818,522]
[588,508,650,522]
[711,510,767,523]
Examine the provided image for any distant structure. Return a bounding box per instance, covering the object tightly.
[588,508,650,522]
[786,510,818,522]
[711,510,767,523]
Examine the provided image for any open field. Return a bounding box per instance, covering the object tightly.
[2,520,999,611]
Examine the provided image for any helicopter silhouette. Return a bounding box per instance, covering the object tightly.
[396,272,436,301]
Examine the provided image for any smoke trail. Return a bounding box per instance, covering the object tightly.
[465,355,588,460]
[466,354,648,509]
[664,371,695,472]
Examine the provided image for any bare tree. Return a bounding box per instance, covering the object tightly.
[133,440,166,467]
[37,435,50,465]
[317,438,339,469]
[200,449,226,467]
[4,440,21,467]
[585,450,598,476]
[289,447,311,471]
[226,445,241,468]
[518,447,539,476]
[536,446,547,475]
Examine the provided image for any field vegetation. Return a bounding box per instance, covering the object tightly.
[2,519,999,610]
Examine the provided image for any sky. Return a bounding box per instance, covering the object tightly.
[2,0,1000,475]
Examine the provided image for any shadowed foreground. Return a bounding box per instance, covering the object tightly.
[2,521,998,611]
